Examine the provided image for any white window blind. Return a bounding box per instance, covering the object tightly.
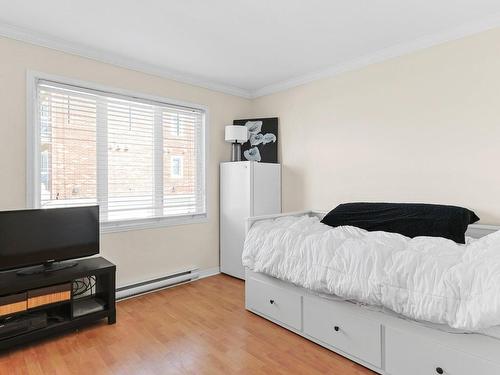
[34,79,206,227]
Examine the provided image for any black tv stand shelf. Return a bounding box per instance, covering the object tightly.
[0,257,115,350]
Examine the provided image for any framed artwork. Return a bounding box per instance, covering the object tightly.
[233,117,278,163]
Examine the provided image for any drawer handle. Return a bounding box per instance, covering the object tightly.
[269,299,275,305]
[435,367,444,374]
[334,326,340,332]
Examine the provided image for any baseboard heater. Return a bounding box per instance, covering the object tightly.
[116,267,199,300]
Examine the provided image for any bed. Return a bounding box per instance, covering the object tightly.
[243,210,500,375]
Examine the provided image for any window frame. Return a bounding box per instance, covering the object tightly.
[26,71,210,233]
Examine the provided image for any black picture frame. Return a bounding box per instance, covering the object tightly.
[233,117,278,163]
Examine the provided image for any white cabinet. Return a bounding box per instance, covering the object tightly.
[220,161,281,279]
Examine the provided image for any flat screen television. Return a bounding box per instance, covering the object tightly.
[0,206,99,273]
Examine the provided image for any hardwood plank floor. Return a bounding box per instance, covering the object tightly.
[0,275,375,374]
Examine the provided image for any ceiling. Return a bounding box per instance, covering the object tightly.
[1,0,500,98]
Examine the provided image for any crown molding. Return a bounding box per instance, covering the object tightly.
[2,16,500,100]
[0,21,253,99]
[250,14,500,98]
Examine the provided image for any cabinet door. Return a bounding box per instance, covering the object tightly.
[220,162,251,279]
[252,163,281,216]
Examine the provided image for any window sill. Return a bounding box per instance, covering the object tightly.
[100,213,208,234]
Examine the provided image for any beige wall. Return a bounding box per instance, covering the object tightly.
[252,28,500,224]
[0,36,252,286]
[2,26,500,286]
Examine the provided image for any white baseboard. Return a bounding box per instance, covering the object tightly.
[198,266,220,279]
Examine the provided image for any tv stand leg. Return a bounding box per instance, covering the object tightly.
[106,270,116,325]
[108,311,116,325]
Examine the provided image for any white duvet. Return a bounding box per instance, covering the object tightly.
[242,215,500,331]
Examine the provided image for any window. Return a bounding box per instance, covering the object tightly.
[170,156,183,178]
[40,150,49,195]
[170,113,182,136]
[29,75,207,231]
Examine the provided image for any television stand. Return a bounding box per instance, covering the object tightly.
[0,257,115,350]
[16,260,78,276]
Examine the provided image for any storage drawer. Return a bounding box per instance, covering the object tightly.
[0,293,27,317]
[27,283,71,309]
[303,296,381,368]
[386,327,500,375]
[246,276,302,330]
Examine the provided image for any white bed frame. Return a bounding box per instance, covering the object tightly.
[244,211,500,375]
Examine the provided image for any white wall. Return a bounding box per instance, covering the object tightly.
[251,27,500,224]
[0,36,252,286]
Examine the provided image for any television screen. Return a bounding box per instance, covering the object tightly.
[0,206,99,271]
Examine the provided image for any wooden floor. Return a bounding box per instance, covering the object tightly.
[0,275,375,375]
